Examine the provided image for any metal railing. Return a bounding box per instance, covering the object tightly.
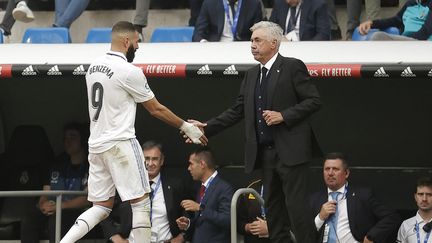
[0,190,87,243]
[230,188,265,243]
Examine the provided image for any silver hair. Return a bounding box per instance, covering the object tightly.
[250,21,284,48]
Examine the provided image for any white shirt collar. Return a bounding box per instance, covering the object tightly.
[107,50,127,61]
[327,183,347,194]
[151,173,161,184]
[202,170,218,188]
[415,211,432,224]
[261,52,279,73]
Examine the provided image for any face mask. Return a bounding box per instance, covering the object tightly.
[126,44,136,63]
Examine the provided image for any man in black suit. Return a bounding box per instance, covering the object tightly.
[142,140,194,243]
[189,21,321,243]
[310,152,400,243]
[176,147,234,243]
[192,0,263,42]
[269,0,330,41]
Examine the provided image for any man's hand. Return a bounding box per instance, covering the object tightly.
[319,200,337,221]
[262,110,283,126]
[176,216,190,231]
[363,235,374,243]
[249,217,269,238]
[359,20,373,35]
[180,121,208,145]
[180,199,200,212]
[170,233,185,243]
[110,234,129,243]
[40,200,56,216]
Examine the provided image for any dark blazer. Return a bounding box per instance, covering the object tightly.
[205,54,322,173]
[269,0,330,40]
[160,170,195,238]
[187,174,234,243]
[192,0,263,42]
[309,186,401,243]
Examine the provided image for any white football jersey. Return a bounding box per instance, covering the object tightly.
[86,51,154,153]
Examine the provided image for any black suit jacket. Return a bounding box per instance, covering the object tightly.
[187,174,233,243]
[269,0,330,40]
[192,0,263,41]
[309,186,401,243]
[205,54,322,172]
[160,170,195,238]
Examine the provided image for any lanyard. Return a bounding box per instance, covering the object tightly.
[285,5,301,33]
[416,222,432,243]
[199,175,215,205]
[260,185,266,219]
[222,0,243,39]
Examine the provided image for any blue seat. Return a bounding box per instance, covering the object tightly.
[85,28,112,43]
[22,27,71,43]
[150,26,194,43]
[0,34,3,44]
[352,26,400,41]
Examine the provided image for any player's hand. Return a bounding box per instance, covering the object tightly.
[319,200,337,221]
[180,121,207,145]
[176,216,190,231]
[40,200,56,215]
[359,20,373,35]
[262,110,283,126]
[110,234,129,243]
[249,217,269,237]
[180,199,200,212]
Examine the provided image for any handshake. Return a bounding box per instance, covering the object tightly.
[180,119,208,145]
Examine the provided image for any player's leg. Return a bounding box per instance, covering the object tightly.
[109,138,152,242]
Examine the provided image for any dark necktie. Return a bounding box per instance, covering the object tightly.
[261,66,268,86]
[198,184,206,203]
[149,181,155,221]
[229,0,236,17]
[286,6,297,34]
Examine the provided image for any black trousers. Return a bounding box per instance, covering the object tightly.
[260,147,316,243]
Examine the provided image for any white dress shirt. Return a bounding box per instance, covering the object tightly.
[284,3,302,41]
[150,173,172,243]
[314,185,360,243]
[220,0,237,42]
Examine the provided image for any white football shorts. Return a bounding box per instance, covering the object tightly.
[87,138,151,202]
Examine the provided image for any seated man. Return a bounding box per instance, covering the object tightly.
[20,122,90,243]
[0,0,33,39]
[358,0,432,40]
[310,152,401,243]
[237,178,270,243]
[396,176,432,243]
[176,146,234,242]
[269,0,330,41]
[192,0,263,42]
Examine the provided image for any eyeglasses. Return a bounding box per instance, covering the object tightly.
[144,156,161,162]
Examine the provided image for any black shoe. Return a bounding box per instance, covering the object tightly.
[330,27,342,40]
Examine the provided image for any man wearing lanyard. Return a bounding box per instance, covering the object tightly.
[397,176,432,243]
[176,147,234,243]
[310,152,400,243]
[143,141,194,243]
[269,0,330,41]
[192,0,263,42]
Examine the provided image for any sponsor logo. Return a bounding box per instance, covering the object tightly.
[374,67,389,77]
[197,64,212,75]
[308,69,319,77]
[401,67,416,77]
[47,65,62,76]
[427,69,432,77]
[145,65,177,74]
[22,65,37,76]
[223,65,239,75]
[72,65,87,75]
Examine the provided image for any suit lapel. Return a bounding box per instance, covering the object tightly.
[161,173,173,215]
[281,4,289,34]
[200,175,219,206]
[246,65,260,115]
[266,54,283,109]
[299,0,310,39]
[346,187,356,223]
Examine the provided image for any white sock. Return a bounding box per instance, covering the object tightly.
[131,198,151,243]
[60,205,111,243]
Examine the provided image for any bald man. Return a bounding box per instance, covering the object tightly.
[60,21,207,243]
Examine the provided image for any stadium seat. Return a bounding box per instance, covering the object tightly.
[22,27,71,43]
[0,34,3,44]
[85,27,112,43]
[352,26,400,41]
[150,26,194,42]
